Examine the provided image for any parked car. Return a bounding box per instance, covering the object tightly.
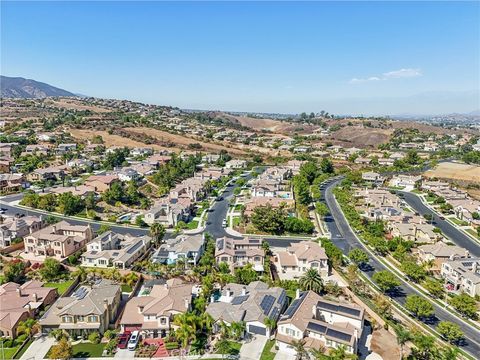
[127,331,140,351]
[222,219,227,228]
[117,333,131,349]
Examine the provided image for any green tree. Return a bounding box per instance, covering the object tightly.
[401,261,427,283]
[437,321,463,344]
[3,260,26,282]
[49,338,73,360]
[422,278,444,298]
[149,223,166,245]
[348,249,369,266]
[234,263,258,284]
[299,268,323,293]
[251,203,287,235]
[320,158,334,174]
[372,271,400,293]
[39,258,63,281]
[17,318,39,339]
[448,293,478,319]
[291,339,308,360]
[393,325,412,360]
[315,202,329,217]
[405,295,434,319]
[57,192,84,215]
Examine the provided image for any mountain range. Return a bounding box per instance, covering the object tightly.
[0,75,76,98]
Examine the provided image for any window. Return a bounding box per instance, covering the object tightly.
[88,315,98,322]
[160,318,166,325]
[62,316,73,323]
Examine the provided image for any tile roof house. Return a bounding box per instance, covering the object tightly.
[120,279,193,338]
[441,258,480,297]
[0,215,44,248]
[276,291,364,355]
[144,197,193,228]
[0,173,26,192]
[206,281,287,337]
[23,220,94,259]
[39,279,121,336]
[215,237,265,272]
[84,174,120,193]
[151,234,205,266]
[0,280,58,338]
[273,241,329,281]
[417,243,469,271]
[81,231,152,269]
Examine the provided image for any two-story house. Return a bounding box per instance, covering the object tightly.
[151,234,204,266]
[215,237,264,272]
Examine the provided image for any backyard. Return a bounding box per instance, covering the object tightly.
[44,279,75,295]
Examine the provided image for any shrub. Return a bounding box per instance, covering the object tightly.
[88,332,100,344]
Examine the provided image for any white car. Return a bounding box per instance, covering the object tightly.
[222,219,227,228]
[127,331,140,351]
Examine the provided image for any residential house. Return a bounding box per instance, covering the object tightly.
[389,175,422,190]
[81,231,152,269]
[441,258,480,297]
[225,159,247,169]
[215,237,264,272]
[144,197,193,228]
[0,215,44,248]
[120,278,193,338]
[273,241,329,280]
[84,174,119,193]
[0,280,58,338]
[0,173,26,192]
[276,291,364,355]
[23,220,94,259]
[27,166,66,183]
[361,172,385,185]
[56,143,77,154]
[206,281,287,337]
[117,167,141,183]
[151,234,204,266]
[389,222,441,244]
[417,243,469,272]
[39,279,121,336]
[243,197,295,218]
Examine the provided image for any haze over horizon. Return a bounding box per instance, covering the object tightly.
[2,1,479,116]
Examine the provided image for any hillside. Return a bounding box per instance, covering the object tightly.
[0,75,76,98]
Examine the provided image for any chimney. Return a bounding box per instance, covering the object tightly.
[242,286,246,296]
[33,293,38,302]
[16,288,22,297]
[210,294,215,303]
[103,299,109,311]
[184,298,190,310]
[138,305,144,314]
[52,225,57,234]
[295,289,300,299]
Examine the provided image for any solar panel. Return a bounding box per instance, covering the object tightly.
[338,305,361,317]
[231,295,249,305]
[317,301,361,318]
[326,328,353,343]
[307,321,327,334]
[270,307,280,320]
[260,295,275,315]
[127,241,143,254]
[278,291,286,306]
[281,292,306,319]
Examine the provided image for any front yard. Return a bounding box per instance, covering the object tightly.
[260,339,276,360]
[47,342,105,359]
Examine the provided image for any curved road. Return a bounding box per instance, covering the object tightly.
[320,178,480,357]
[398,191,480,257]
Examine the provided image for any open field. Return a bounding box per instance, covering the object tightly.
[329,125,392,147]
[126,127,249,155]
[44,99,112,113]
[424,162,480,183]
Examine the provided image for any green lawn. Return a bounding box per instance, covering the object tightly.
[260,339,276,360]
[1,346,19,359]
[466,229,480,239]
[232,216,241,227]
[71,343,105,358]
[14,339,33,359]
[449,217,470,226]
[121,284,132,293]
[44,280,75,295]
[186,220,199,229]
[411,189,423,194]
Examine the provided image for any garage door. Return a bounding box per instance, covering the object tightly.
[248,324,267,335]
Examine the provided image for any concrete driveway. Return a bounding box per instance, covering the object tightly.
[114,348,135,358]
[239,335,268,360]
[20,335,54,360]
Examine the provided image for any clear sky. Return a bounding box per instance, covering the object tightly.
[2,1,479,115]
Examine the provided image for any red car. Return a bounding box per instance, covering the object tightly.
[117,333,131,349]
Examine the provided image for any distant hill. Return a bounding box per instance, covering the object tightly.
[1,75,76,98]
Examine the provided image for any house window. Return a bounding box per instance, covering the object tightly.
[160,318,166,325]
[88,315,98,322]
[62,316,73,323]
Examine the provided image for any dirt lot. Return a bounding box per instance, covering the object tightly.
[69,129,179,152]
[329,126,392,147]
[424,162,480,183]
[370,328,403,360]
[125,127,249,155]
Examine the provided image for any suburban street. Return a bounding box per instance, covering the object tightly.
[320,178,480,357]
[399,191,480,257]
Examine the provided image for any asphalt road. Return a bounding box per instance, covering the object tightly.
[203,169,303,247]
[320,178,480,357]
[399,191,480,257]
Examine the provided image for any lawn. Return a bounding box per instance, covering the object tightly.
[186,220,199,229]
[1,346,19,359]
[260,339,276,360]
[72,342,105,358]
[449,217,469,226]
[466,229,480,239]
[44,279,75,295]
[232,216,241,227]
[121,284,132,293]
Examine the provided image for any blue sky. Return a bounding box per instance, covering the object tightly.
[2,1,479,115]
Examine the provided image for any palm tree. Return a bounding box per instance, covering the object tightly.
[263,317,277,336]
[394,325,412,359]
[17,318,39,339]
[299,268,323,293]
[230,321,246,340]
[73,266,87,282]
[291,339,308,360]
[149,223,166,246]
[309,346,327,360]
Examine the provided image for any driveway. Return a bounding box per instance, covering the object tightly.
[20,335,54,360]
[274,352,296,360]
[114,348,135,359]
[239,335,268,360]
